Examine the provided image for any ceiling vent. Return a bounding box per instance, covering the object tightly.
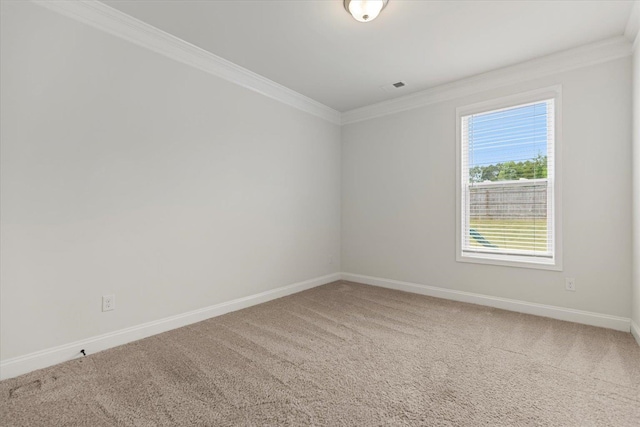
[381,81,407,92]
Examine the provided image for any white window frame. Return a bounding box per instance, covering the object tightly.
[455,86,563,271]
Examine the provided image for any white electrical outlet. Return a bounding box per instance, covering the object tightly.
[329,255,334,265]
[565,278,576,292]
[102,295,115,311]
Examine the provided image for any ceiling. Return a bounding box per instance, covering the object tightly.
[103,0,634,112]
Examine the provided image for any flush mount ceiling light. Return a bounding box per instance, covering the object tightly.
[344,0,388,23]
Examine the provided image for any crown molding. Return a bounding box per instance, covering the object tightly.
[341,36,633,125]
[625,1,640,51]
[31,0,341,125]
[28,1,636,127]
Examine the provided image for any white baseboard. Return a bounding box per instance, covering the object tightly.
[0,273,341,381]
[632,321,640,347]
[341,273,631,332]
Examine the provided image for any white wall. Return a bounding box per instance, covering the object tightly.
[0,1,341,361]
[632,36,640,333]
[1,1,636,371]
[342,58,632,318]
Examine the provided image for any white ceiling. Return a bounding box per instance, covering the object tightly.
[103,0,634,112]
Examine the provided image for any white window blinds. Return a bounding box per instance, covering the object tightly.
[461,99,555,261]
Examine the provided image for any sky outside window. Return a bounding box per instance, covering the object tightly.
[467,102,548,181]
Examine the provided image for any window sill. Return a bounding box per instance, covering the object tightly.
[457,252,562,271]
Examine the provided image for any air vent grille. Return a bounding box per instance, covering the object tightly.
[381,81,408,92]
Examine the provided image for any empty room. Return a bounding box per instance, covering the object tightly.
[1,0,640,425]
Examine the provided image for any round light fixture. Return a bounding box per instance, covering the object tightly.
[344,0,388,23]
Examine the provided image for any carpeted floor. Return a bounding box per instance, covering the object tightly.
[1,281,639,426]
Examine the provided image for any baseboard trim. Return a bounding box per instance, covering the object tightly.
[632,321,640,347]
[0,273,341,381]
[341,273,631,332]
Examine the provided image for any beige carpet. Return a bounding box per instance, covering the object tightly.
[1,281,639,426]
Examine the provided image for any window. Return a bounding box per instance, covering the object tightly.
[456,87,562,270]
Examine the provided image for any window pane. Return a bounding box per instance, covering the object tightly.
[468,102,548,183]
[468,182,549,255]
[462,100,553,258]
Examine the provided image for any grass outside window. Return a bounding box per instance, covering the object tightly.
[469,218,548,252]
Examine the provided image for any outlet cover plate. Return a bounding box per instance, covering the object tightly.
[102,295,115,311]
[565,278,576,292]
